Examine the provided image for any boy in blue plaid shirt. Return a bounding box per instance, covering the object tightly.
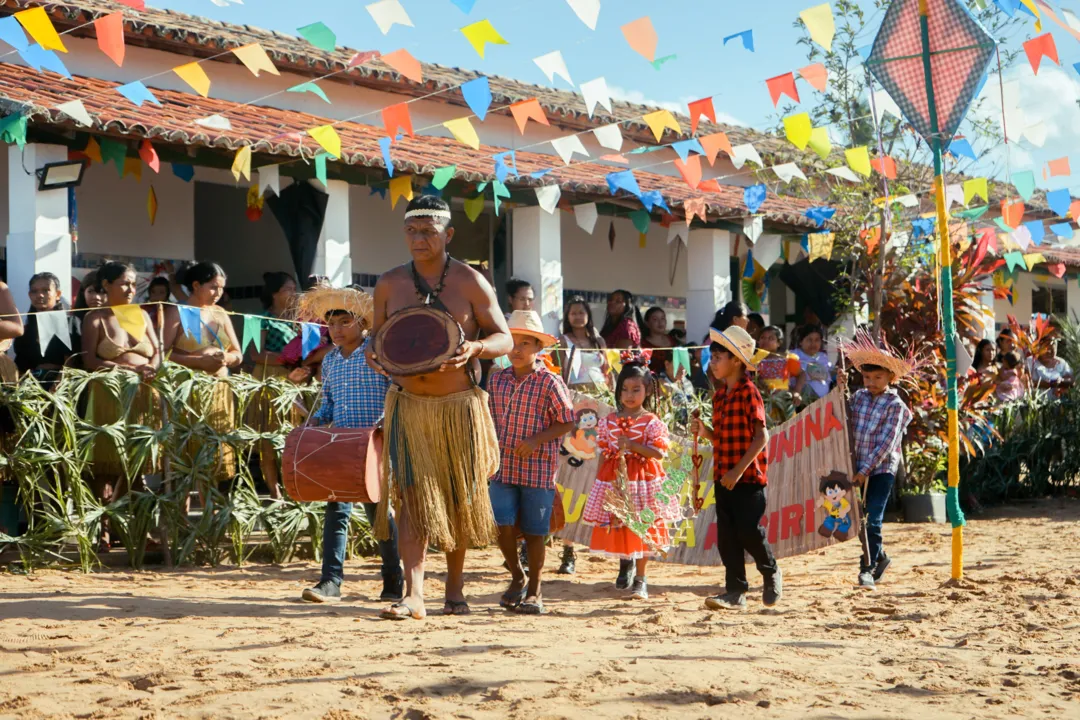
[299,285,403,604]
[838,333,915,589]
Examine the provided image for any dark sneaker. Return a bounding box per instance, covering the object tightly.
[519,541,529,569]
[557,545,576,575]
[380,574,404,602]
[872,554,892,582]
[302,579,341,603]
[858,570,876,588]
[705,592,746,610]
[630,577,648,600]
[763,568,783,607]
[615,559,634,589]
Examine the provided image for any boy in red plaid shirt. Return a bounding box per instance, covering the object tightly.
[691,325,782,610]
[487,310,576,615]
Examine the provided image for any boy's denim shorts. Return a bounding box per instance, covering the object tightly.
[488,481,556,536]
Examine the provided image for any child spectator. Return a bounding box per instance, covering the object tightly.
[14,272,76,387]
[838,332,915,589]
[690,326,781,610]
[995,351,1024,402]
[583,363,681,600]
[793,324,832,403]
[299,284,402,604]
[755,325,801,394]
[488,310,576,614]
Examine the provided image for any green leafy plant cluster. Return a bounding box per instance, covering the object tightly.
[0,364,375,572]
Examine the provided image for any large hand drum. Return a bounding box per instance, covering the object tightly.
[373,305,465,376]
[282,427,382,503]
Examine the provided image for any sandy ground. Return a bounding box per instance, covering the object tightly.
[1,499,1079,720]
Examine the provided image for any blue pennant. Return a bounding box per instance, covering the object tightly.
[640,190,669,214]
[948,138,977,162]
[721,30,753,51]
[301,323,321,360]
[179,306,202,341]
[911,217,936,240]
[1046,188,1071,218]
[0,17,29,52]
[529,168,554,179]
[116,81,161,107]
[378,136,394,177]
[369,185,387,199]
[493,151,516,183]
[670,139,706,162]
[804,206,836,228]
[744,184,767,214]
[1024,220,1045,246]
[461,76,492,121]
[450,0,477,11]
[171,163,194,182]
[20,45,71,78]
[606,170,641,198]
[1051,222,1074,240]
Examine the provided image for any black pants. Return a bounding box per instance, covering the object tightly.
[715,483,778,594]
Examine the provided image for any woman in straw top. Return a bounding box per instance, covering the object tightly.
[81,261,162,549]
[0,281,24,384]
[163,262,243,493]
[247,271,299,499]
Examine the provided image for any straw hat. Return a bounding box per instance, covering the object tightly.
[507,310,557,347]
[296,283,374,329]
[838,330,917,380]
[709,326,770,369]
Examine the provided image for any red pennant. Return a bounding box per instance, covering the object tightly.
[138,139,160,173]
[1001,199,1025,229]
[1046,262,1067,278]
[683,197,708,226]
[700,132,733,166]
[1023,33,1059,75]
[1069,200,1080,220]
[765,72,799,107]
[697,179,721,193]
[673,155,702,190]
[115,0,145,9]
[870,156,897,179]
[798,63,828,92]
[687,97,716,135]
[1047,156,1071,177]
[860,227,881,254]
[508,98,549,134]
[95,12,125,67]
[976,227,997,253]
[382,102,413,138]
[380,48,423,84]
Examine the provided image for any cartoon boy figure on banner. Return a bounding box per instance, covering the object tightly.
[816,471,854,541]
[561,405,600,468]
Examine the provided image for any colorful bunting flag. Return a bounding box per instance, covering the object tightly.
[380,48,423,83]
[948,137,978,161]
[116,81,160,107]
[700,132,732,165]
[56,99,92,127]
[808,127,831,160]
[297,22,336,52]
[730,143,762,169]
[1023,252,1046,271]
[308,125,342,158]
[1023,32,1058,74]
[1002,199,1025,228]
[579,77,612,118]
[382,102,413,138]
[673,155,702,189]
[461,76,492,120]
[15,7,66,52]
[845,146,871,177]
[620,16,658,62]
[606,169,641,198]
[641,110,680,142]
[783,113,812,149]
[683,197,708,226]
[241,316,262,354]
[534,185,561,214]
[301,323,321,360]
[138,139,159,173]
[509,98,549,133]
[378,137,394,177]
[800,3,835,51]
[798,63,828,91]
[113,305,147,341]
[722,30,754,51]
[174,62,211,97]
[805,207,836,228]
[443,117,480,149]
[687,97,715,135]
[232,44,279,77]
[0,16,29,52]
[766,73,800,107]
[1046,188,1071,217]
[366,0,413,34]
[826,166,860,182]
[1012,170,1036,201]
[95,12,125,67]
[147,185,157,225]
[773,162,807,183]
[1024,220,1045,246]
[808,232,835,262]
[464,194,484,222]
[593,124,623,151]
[1051,222,1074,240]
[744,184,767,214]
[550,134,589,164]
[963,178,988,206]
[871,156,896,179]
[575,203,598,234]
[194,114,231,131]
[389,175,413,209]
[232,146,251,182]
[35,310,71,355]
[258,165,280,196]
[288,82,330,103]
[534,50,573,86]
[431,165,456,190]
[565,0,600,30]
[1047,157,1071,177]
[460,19,508,58]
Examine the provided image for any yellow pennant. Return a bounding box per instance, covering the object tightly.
[808,232,835,262]
[147,185,158,226]
[84,137,103,164]
[464,194,484,222]
[807,126,831,160]
[783,112,812,150]
[232,43,280,77]
[845,146,871,177]
[113,305,147,342]
[800,3,835,52]
[606,350,623,375]
[963,177,988,206]
[641,110,681,143]
[1023,252,1046,270]
[122,156,142,181]
[389,175,413,209]
[232,146,252,182]
[444,117,480,150]
[173,62,211,97]
[1019,0,1042,32]
[460,19,508,59]
[16,7,66,52]
[307,125,341,158]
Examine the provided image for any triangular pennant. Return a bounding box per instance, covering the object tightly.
[798,63,828,91]
[380,48,423,83]
[744,184,767,214]
[534,185,561,214]
[606,170,641,198]
[620,16,658,62]
[258,165,280,197]
[1012,170,1036,201]
[116,81,160,107]
[314,152,328,188]
[147,185,157,226]
[687,97,716,135]
[807,126,832,160]
[722,30,754,51]
[15,7,66,52]
[138,139,160,173]
[730,143,762,169]
[366,0,414,34]
[1002,199,1025,228]
[382,102,413,138]
[800,3,835,51]
[297,21,337,52]
[172,163,194,182]
[36,310,71,355]
[670,139,705,162]
[580,77,612,118]
[464,194,485,222]
[287,82,330,103]
[112,305,147,341]
[460,76,492,120]
[389,175,413,209]
[700,132,732,165]
[242,315,263,354]
[783,112,812,149]
[1046,189,1071,218]
[460,19,508,58]
[232,43,279,77]
[766,72,800,107]
[808,232,835,262]
[1023,32,1058,74]
[593,124,623,151]
[95,12,125,67]
[509,98,549,134]
[574,203,598,234]
[754,234,782,268]
[550,134,589,164]
[744,216,764,242]
[431,165,456,190]
[308,125,342,158]
[379,137,394,176]
[826,166,860,182]
[673,155,702,189]
[683,197,708,226]
[773,162,807,183]
[122,156,142,181]
[194,114,231,131]
[56,99,93,127]
[566,0,600,30]
[963,178,988,206]
[641,110,680,142]
[232,146,251,182]
[845,146,871,177]
[443,117,480,150]
[174,62,211,97]
[179,305,202,341]
[534,50,573,86]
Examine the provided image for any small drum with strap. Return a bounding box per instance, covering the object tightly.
[373,305,465,377]
[281,426,382,503]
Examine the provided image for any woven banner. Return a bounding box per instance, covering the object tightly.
[553,388,859,564]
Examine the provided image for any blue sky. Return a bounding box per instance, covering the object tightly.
[161,0,1079,191]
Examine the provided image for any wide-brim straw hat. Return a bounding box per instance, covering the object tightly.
[709,325,769,369]
[296,283,374,329]
[839,330,917,380]
[507,310,557,347]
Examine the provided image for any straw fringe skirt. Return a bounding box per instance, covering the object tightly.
[87,377,162,476]
[375,386,499,552]
[180,379,237,484]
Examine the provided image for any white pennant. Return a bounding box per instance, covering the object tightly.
[36,310,72,355]
[895,194,919,208]
[945,183,965,209]
[667,225,687,245]
[753,234,783,269]
[592,124,623,151]
[55,99,93,127]
[772,162,807,184]
[871,89,903,125]
[826,166,861,182]
[194,114,232,131]
[574,203,598,234]
[565,0,600,30]
[729,143,762,169]
[534,185,561,214]
[533,50,573,86]
[366,0,413,34]
[1022,121,1047,148]
[579,77,612,118]
[1064,8,1080,32]
[744,216,763,242]
[550,134,590,165]
[258,165,280,197]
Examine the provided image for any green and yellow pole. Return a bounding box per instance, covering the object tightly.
[918,0,965,580]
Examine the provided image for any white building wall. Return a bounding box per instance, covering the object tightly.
[349,189,412,276]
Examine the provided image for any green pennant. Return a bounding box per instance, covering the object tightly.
[629,210,651,234]
[432,165,456,190]
[242,315,263,354]
[0,113,27,148]
[315,152,329,188]
[99,138,127,175]
[954,205,988,221]
[993,216,1012,233]
[492,180,510,216]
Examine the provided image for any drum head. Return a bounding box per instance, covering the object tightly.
[374,306,465,376]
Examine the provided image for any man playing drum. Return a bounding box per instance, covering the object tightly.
[367,195,513,620]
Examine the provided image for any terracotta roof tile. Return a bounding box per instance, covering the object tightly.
[0,62,820,229]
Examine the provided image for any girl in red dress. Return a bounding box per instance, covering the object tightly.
[582,363,680,600]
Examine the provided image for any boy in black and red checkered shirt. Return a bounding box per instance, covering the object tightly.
[690,325,782,610]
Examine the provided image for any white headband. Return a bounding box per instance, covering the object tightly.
[404,209,452,220]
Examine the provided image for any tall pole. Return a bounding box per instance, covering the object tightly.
[918,0,965,580]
